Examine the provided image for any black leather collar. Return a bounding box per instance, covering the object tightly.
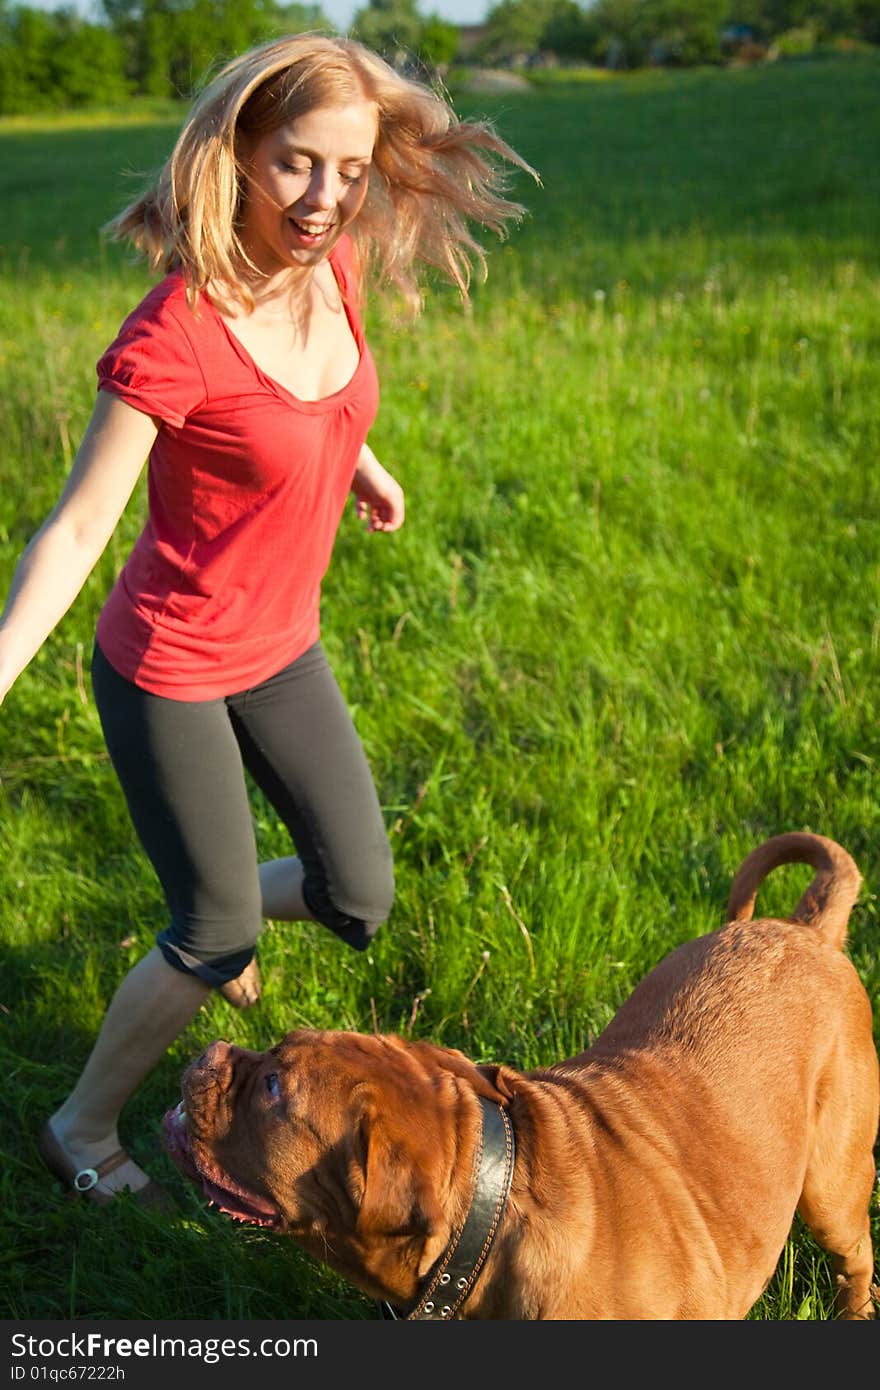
[379,1097,515,1321]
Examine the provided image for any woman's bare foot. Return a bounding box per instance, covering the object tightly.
[219,956,262,1008]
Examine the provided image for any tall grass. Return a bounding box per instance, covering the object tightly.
[1,55,878,1321]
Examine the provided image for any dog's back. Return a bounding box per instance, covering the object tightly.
[575,831,869,1058]
[539,831,879,1318]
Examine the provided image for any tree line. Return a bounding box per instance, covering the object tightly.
[1,0,878,115]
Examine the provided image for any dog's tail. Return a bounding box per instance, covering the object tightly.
[725,831,861,950]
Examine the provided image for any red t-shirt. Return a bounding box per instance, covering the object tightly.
[95,236,379,699]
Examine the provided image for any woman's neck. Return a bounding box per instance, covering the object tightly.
[215,263,320,322]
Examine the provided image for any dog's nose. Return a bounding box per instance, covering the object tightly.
[185,1040,261,1097]
[199,1040,233,1069]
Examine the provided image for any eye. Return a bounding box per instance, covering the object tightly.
[265,1072,280,1098]
[340,165,370,186]
[281,161,310,176]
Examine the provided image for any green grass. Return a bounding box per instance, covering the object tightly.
[1,54,879,1321]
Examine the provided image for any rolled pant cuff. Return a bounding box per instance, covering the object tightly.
[157,934,254,987]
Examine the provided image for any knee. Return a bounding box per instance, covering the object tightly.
[303,851,395,952]
[157,889,263,984]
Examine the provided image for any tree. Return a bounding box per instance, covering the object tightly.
[275,3,331,32]
[587,0,727,67]
[855,0,880,41]
[417,13,460,68]
[0,6,57,113]
[725,0,880,40]
[351,0,457,71]
[587,0,650,66]
[0,6,130,113]
[100,0,300,99]
[480,0,566,62]
[542,1,601,60]
[640,0,727,63]
[52,11,131,104]
[351,0,422,64]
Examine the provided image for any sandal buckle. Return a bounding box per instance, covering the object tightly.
[73,1167,100,1192]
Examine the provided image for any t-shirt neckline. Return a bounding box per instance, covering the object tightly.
[203,247,364,413]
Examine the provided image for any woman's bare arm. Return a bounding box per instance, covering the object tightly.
[0,391,158,702]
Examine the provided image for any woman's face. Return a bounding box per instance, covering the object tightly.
[238,100,378,276]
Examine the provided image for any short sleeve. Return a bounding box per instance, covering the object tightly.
[97,279,207,429]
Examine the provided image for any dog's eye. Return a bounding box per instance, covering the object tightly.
[265,1072,280,1098]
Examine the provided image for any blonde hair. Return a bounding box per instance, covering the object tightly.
[108,33,538,312]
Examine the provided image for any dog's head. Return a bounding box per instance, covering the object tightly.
[163,1028,510,1303]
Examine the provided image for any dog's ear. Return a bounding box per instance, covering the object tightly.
[406,1040,514,1105]
[475,1061,517,1101]
[354,1096,448,1280]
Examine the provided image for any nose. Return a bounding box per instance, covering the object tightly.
[305,165,336,211]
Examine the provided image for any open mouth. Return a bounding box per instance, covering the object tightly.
[162,1101,281,1229]
[289,218,335,244]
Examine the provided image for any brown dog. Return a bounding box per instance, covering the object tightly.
[164,832,879,1319]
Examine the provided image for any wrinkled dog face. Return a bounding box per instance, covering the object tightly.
[162,1028,480,1302]
[163,1032,361,1235]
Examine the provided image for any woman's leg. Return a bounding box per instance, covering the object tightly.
[230,641,394,951]
[90,644,264,986]
[47,949,210,1195]
[258,854,311,920]
[44,647,266,1196]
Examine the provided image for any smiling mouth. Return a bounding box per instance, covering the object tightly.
[290,218,335,239]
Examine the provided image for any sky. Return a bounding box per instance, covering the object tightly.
[26,0,492,28]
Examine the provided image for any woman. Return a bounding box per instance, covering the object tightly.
[0,33,535,1206]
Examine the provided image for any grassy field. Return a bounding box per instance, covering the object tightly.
[1,53,879,1323]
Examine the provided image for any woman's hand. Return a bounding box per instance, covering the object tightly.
[351,443,405,533]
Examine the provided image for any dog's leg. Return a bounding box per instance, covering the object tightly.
[835,1216,878,1321]
[826,1212,875,1321]
[797,1155,877,1319]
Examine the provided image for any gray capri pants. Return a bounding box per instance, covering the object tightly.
[91,639,394,986]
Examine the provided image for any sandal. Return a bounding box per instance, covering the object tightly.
[38,1121,174,1213]
[219,956,262,1009]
